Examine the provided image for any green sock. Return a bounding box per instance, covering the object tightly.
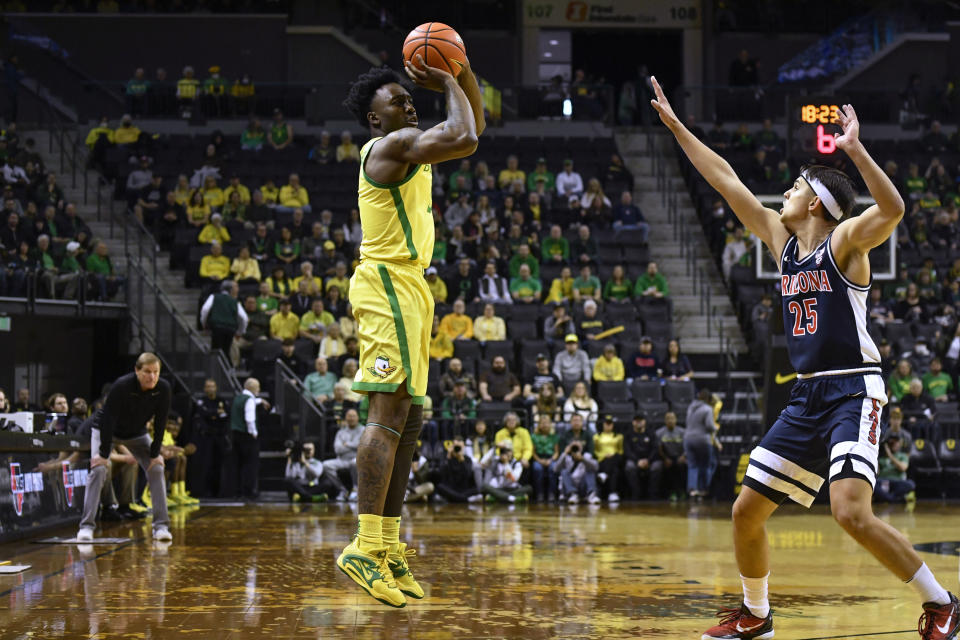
[357,514,383,551]
[381,516,401,553]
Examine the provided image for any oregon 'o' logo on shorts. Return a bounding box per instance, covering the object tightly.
[368,355,397,379]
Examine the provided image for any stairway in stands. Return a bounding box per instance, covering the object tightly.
[616,127,762,427]
[32,127,229,390]
[616,128,746,355]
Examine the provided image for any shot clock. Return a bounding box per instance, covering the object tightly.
[787,96,844,161]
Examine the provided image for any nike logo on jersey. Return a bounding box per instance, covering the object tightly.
[774,372,798,384]
[937,614,953,634]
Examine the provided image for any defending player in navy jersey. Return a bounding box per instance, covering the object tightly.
[651,79,959,639]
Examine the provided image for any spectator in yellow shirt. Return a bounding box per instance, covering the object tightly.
[186,190,211,227]
[325,262,350,298]
[230,245,261,284]
[474,303,506,342]
[201,175,224,211]
[497,154,525,190]
[173,174,192,207]
[430,316,454,360]
[269,299,300,340]
[199,241,230,291]
[85,116,114,149]
[259,178,279,206]
[593,344,625,381]
[113,114,141,145]
[292,261,323,296]
[494,411,534,465]
[425,266,447,303]
[223,175,251,205]
[336,130,360,163]
[440,299,474,340]
[544,265,575,305]
[593,414,625,501]
[299,298,334,346]
[198,212,231,244]
[176,66,200,109]
[277,173,311,214]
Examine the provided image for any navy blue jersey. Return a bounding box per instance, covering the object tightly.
[779,233,880,375]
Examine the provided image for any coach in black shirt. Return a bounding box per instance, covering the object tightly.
[77,353,173,543]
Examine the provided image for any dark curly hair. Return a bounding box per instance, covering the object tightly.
[343,67,412,129]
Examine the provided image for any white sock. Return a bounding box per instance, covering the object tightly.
[907,562,950,605]
[741,573,770,618]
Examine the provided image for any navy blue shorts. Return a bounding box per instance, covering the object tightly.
[743,371,887,507]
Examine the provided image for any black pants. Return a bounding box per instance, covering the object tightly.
[195,429,230,497]
[222,431,259,498]
[435,482,477,502]
[211,327,235,359]
[287,477,339,499]
[598,454,623,495]
[624,459,663,499]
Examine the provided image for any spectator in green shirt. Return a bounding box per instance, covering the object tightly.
[441,381,477,439]
[873,435,915,503]
[86,240,124,300]
[603,265,632,301]
[634,261,669,298]
[572,264,602,304]
[540,224,569,265]
[526,157,556,193]
[903,163,926,201]
[921,357,954,401]
[530,413,559,502]
[508,243,539,279]
[125,67,149,116]
[240,118,265,152]
[303,356,338,404]
[448,158,473,191]
[887,359,914,402]
[510,263,542,304]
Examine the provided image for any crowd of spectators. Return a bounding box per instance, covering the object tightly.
[0,123,124,300]
[71,99,743,503]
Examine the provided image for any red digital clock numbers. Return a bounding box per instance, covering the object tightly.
[815,125,836,154]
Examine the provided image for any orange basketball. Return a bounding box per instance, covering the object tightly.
[402,22,467,77]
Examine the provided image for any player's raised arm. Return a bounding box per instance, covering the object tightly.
[649,76,789,258]
[455,56,486,136]
[380,55,478,166]
[831,104,905,253]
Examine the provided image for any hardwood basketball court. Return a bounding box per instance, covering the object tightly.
[1,502,958,638]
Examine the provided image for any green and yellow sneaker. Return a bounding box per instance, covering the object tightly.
[388,543,424,599]
[336,538,406,608]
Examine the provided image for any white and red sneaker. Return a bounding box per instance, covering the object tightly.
[702,604,774,639]
[919,592,960,639]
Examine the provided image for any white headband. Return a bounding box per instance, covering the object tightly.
[801,171,843,221]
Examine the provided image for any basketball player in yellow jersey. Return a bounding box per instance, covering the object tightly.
[337,55,484,607]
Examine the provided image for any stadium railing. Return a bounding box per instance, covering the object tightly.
[273,359,328,457]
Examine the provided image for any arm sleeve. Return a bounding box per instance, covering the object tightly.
[582,353,592,382]
[97,385,122,458]
[149,383,171,459]
[244,396,257,437]
[200,294,214,327]
[237,303,249,334]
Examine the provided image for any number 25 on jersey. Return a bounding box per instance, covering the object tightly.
[788,298,818,336]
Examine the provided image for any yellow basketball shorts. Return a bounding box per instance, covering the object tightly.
[349,261,434,403]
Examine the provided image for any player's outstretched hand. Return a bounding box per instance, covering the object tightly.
[649,75,680,131]
[833,103,860,152]
[404,54,454,93]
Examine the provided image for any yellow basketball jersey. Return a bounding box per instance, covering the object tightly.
[357,137,434,269]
